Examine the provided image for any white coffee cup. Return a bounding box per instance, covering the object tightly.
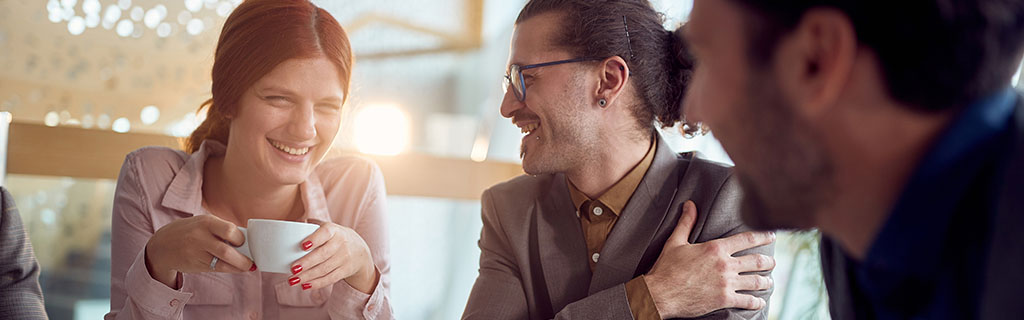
[234,219,320,274]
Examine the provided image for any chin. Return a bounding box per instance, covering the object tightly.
[521,153,571,176]
[520,151,552,175]
[521,156,540,175]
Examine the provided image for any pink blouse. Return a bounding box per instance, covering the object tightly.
[106,140,392,319]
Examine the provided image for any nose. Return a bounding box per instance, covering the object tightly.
[288,103,317,141]
[499,88,522,119]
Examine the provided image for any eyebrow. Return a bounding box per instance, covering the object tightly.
[255,86,291,95]
[318,96,343,104]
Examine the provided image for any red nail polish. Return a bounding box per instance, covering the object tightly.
[301,283,312,290]
[291,265,302,275]
[250,264,258,272]
[289,277,300,286]
[302,241,313,251]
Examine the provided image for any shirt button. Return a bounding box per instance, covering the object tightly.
[593,206,603,216]
[169,299,179,307]
[249,312,259,320]
[312,291,322,300]
[592,253,600,263]
[369,305,376,311]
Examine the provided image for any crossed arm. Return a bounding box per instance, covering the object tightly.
[463,179,774,320]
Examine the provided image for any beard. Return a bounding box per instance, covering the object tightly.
[520,76,599,175]
[731,71,835,231]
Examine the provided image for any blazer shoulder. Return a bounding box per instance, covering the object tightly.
[481,174,556,223]
[676,153,735,189]
[483,173,554,203]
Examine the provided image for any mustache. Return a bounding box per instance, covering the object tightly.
[511,110,540,124]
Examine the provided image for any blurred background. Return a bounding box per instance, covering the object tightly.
[11,0,1017,319]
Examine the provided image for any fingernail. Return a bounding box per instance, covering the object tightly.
[301,241,313,251]
[291,265,302,275]
[288,277,300,286]
[250,264,258,272]
[770,231,777,239]
[301,283,312,290]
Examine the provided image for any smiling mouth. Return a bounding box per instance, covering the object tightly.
[268,139,311,156]
[520,123,540,136]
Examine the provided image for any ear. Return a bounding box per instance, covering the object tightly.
[594,56,630,109]
[773,8,856,119]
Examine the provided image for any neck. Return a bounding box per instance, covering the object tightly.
[566,129,652,198]
[815,95,955,260]
[202,154,302,226]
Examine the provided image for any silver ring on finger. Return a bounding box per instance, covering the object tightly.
[209,256,219,271]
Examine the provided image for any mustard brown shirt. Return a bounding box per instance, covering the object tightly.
[567,138,659,320]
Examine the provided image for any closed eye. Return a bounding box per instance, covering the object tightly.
[263,96,295,107]
[317,103,341,111]
[522,74,535,87]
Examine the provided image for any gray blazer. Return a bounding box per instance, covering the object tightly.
[463,135,773,319]
[820,99,1024,320]
[0,187,48,319]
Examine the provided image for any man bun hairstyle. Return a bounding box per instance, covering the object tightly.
[517,0,702,136]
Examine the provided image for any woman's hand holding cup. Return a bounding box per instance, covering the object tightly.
[144,214,256,289]
[286,219,378,294]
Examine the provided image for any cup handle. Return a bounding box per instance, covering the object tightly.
[235,227,252,260]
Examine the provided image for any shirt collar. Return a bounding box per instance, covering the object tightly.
[863,88,1018,274]
[160,139,332,223]
[568,135,657,216]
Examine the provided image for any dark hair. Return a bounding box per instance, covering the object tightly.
[184,0,353,153]
[516,0,700,135]
[731,0,1024,111]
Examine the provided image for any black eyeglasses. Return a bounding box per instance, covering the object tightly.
[503,57,600,102]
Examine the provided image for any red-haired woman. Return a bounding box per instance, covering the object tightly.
[106,1,391,319]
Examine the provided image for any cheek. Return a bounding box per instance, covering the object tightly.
[316,113,342,143]
[234,99,282,135]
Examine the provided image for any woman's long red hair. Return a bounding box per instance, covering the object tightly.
[184,0,353,153]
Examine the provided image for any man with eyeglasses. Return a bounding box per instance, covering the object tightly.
[463,1,775,319]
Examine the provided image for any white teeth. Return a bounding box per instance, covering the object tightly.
[270,140,310,156]
[520,123,539,135]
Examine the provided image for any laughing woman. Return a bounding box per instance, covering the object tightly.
[105,1,391,319]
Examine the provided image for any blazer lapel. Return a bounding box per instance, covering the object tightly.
[820,236,858,319]
[588,135,683,294]
[535,173,592,312]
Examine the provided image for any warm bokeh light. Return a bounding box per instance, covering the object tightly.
[111,117,130,133]
[354,104,410,156]
[139,105,160,125]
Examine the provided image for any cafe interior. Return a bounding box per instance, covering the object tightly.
[7,0,1006,319]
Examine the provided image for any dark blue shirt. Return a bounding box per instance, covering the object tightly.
[848,88,1018,320]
